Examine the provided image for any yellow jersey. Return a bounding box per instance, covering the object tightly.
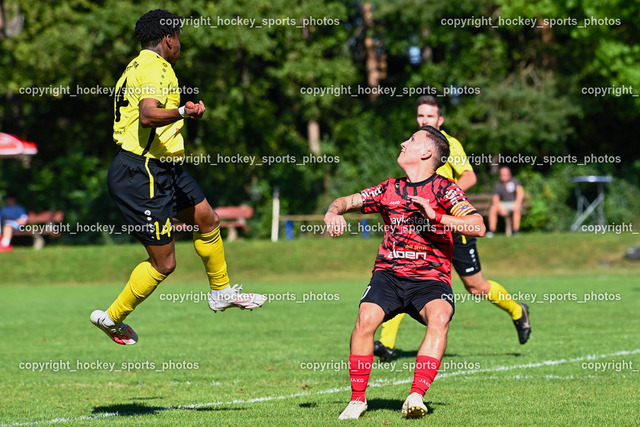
[436,130,473,183]
[113,49,184,159]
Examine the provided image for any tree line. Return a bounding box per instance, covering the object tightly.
[1,0,638,241]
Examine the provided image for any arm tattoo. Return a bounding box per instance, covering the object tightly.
[348,195,359,210]
[327,198,347,214]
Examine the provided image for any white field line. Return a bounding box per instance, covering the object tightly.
[3,348,639,426]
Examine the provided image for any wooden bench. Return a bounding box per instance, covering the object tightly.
[274,195,530,240]
[173,206,253,241]
[467,193,531,236]
[11,210,65,249]
[215,206,253,241]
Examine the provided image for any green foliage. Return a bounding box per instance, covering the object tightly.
[330,108,408,198]
[516,164,640,231]
[1,0,639,240]
[517,165,590,231]
[603,178,640,225]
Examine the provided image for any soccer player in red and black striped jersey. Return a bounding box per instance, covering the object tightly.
[373,96,531,362]
[326,126,485,419]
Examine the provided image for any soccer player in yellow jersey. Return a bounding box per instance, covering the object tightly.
[373,96,531,359]
[90,9,266,345]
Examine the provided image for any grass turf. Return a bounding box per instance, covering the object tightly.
[1,233,639,425]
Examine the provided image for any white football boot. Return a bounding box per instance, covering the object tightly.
[90,309,138,345]
[402,392,428,418]
[208,284,267,312]
[338,398,367,420]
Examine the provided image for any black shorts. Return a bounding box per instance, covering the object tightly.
[360,270,455,325]
[107,149,206,246]
[452,234,482,277]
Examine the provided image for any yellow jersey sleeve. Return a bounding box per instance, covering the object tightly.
[436,130,473,183]
[113,50,184,159]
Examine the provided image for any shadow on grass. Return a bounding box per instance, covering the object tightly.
[392,348,418,359]
[371,348,524,361]
[444,352,524,357]
[320,399,445,416]
[367,398,445,415]
[92,402,246,417]
[92,403,165,417]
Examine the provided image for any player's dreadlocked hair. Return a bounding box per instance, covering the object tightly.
[418,125,450,169]
[134,9,182,49]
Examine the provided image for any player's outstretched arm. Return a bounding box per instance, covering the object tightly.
[139,99,205,128]
[408,195,485,238]
[457,170,477,192]
[324,193,363,237]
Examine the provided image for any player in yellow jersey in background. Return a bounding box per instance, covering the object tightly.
[90,9,266,345]
[373,96,531,359]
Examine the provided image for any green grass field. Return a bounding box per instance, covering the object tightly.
[1,233,640,426]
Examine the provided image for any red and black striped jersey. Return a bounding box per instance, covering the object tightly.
[360,174,477,286]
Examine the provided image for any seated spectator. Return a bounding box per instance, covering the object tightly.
[488,166,524,237]
[0,194,28,252]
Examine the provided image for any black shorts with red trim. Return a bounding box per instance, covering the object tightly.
[107,149,205,246]
[360,270,455,325]
[452,233,482,277]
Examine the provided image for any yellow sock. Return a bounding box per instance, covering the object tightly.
[379,313,406,349]
[486,280,522,320]
[194,226,230,290]
[107,260,166,324]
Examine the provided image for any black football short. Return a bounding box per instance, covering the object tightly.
[107,149,205,246]
[452,234,482,277]
[360,270,455,325]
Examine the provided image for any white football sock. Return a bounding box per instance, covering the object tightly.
[211,285,232,297]
[102,313,116,327]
